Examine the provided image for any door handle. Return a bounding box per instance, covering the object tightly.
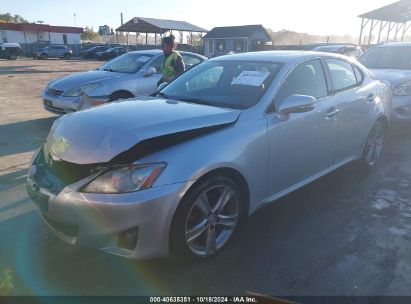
[366,93,376,102]
[324,107,340,119]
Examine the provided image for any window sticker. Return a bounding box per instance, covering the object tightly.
[231,71,271,86]
[136,56,151,63]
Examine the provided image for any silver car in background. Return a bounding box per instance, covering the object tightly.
[313,44,363,58]
[27,51,391,260]
[42,50,206,114]
[360,42,411,122]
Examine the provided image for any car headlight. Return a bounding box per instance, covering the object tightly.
[81,163,166,194]
[393,80,411,96]
[63,83,100,97]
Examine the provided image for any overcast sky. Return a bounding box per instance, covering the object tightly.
[3,0,396,36]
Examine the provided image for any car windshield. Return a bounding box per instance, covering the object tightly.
[160,60,282,110]
[98,53,153,73]
[360,46,411,69]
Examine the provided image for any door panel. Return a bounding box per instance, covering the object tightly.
[324,59,373,163]
[267,59,338,195]
[267,99,338,194]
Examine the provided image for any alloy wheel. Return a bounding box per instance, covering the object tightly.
[184,185,240,257]
[365,122,384,166]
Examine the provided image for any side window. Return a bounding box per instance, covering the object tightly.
[325,59,357,92]
[182,54,202,69]
[148,55,164,73]
[273,59,328,110]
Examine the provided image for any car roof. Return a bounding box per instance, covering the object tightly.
[374,42,411,48]
[208,50,351,63]
[127,49,206,58]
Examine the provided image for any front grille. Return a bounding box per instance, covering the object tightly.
[32,148,99,192]
[43,100,66,115]
[46,88,64,97]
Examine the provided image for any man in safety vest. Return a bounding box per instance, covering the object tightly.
[158,35,185,86]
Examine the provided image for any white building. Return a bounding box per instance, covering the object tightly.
[0,23,83,45]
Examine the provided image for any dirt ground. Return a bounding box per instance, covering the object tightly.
[0,58,101,175]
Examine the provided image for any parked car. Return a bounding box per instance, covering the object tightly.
[27,51,391,260]
[33,45,72,60]
[81,46,110,59]
[41,50,206,114]
[0,43,21,60]
[94,47,127,61]
[313,44,363,58]
[359,42,411,122]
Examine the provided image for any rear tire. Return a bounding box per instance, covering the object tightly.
[359,120,385,170]
[10,54,17,60]
[170,176,244,261]
[41,53,48,60]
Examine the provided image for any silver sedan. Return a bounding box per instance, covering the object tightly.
[27,51,391,260]
[359,42,411,122]
[41,50,206,114]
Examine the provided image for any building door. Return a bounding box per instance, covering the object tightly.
[63,34,67,45]
[206,40,214,58]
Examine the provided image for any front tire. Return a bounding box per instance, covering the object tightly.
[170,176,244,260]
[360,120,385,169]
[64,53,71,59]
[41,53,48,60]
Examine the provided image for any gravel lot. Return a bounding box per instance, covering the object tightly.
[0,58,410,297]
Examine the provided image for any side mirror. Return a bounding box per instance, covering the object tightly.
[277,94,315,118]
[144,67,156,77]
[157,82,168,91]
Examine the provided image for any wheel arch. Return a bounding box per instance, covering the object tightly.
[109,90,134,101]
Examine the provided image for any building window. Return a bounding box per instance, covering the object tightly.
[235,40,244,51]
[217,40,225,51]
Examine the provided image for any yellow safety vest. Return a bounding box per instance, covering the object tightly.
[162,51,180,81]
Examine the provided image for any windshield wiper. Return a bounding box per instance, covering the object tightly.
[156,92,171,99]
[178,97,244,110]
[177,97,218,107]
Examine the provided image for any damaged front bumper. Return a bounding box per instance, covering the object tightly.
[26,149,193,259]
[41,90,110,114]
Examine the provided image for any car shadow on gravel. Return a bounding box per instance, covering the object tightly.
[0,116,56,157]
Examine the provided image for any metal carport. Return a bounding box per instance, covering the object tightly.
[116,17,208,46]
[359,0,411,45]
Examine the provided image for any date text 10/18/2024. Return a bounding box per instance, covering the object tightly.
[149,297,258,303]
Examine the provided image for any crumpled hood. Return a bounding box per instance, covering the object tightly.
[49,70,125,91]
[371,69,411,87]
[46,97,241,164]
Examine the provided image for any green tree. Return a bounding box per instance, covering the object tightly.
[81,28,102,42]
[0,13,29,23]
